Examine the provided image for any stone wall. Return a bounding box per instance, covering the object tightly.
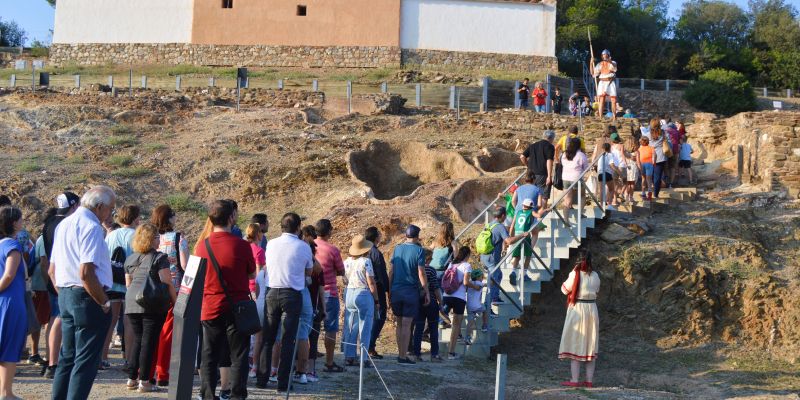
[401,48,558,72]
[49,43,559,72]
[692,111,800,197]
[50,43,401,68]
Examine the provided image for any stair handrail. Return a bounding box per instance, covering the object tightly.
[453,169,527,244]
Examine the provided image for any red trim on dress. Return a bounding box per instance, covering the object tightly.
[558,352,598,361]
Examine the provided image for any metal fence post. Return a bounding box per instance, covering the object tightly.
[108,75,114,88]
[495,354,507,400]
[763,87,768,97]
[482,76,490,111]
[545,75,552,113]
[75,75,80,88]
[513,80,520,109]
[278,79,284,90]
[10,74,15,87]
[312,79,318,92]
[415,83,422,107]
[176,75,182,91]
[380,82,388,93]
[449,86,456,109]
[346,80,352,114]
[141,75,147,89]
[665,79,670,93]
[209,77,216,87]
[641,79,645,91]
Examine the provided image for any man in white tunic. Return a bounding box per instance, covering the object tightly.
[591,49,618,121]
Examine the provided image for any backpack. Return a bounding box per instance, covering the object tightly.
[441,263,462,295]
[111,246,127,285]
[475,222,499,255]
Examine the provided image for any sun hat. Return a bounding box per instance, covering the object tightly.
[349,235,373,257]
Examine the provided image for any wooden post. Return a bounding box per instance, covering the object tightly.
[141,76,147,89]
[75,75,80,88]
[640,78,645,91]
[176,75,182,91]
[129,69,133,96]
[482,76,490,110]
[513,80,520,109]
[665,79,670,93]
[449,86,456,109]
[737,145,744,183]
[10,74,15,87]
[788,89,793,98]
[346,81,352,114]
[763,87,768,97]
[278,79,284,90]
[545,75,552,113]
[494,354,507,400]
[108,75,114,88]
[380,82,388,93]
[415,83,422,107]
[312,79,318,92]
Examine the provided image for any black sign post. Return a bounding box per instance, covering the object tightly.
[168,256,207,400]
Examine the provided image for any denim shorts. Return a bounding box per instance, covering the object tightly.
[390,287,419,319]
[642,162,654,177]
[324,294,340,333]
[50,293,60,317]
[297,288,313,340]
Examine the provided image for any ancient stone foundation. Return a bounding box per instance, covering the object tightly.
[49,43,558,72]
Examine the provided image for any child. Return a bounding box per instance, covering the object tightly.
[465,268,488,346]
[637,137,654,200]
[624,136,640,203]
[678,136,694,184]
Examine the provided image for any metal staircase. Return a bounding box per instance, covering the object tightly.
[438,155,698,359]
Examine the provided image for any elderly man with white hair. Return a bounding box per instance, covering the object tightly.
[50,185,117,400]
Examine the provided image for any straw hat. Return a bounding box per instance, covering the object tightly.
[349,235,373,257]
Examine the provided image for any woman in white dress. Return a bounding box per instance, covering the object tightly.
[558,250,600,388]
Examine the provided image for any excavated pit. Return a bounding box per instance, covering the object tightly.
[473,147,522,173]
[448,177,509,223]
[347,140,481,200]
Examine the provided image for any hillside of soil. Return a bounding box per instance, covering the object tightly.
[1,87,799,399]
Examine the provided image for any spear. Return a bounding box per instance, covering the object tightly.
[588,27,599,104]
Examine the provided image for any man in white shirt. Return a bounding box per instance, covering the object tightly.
[257,212,312,392]
[50,185,116,400]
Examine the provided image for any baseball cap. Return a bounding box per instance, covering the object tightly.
[56,192,80,210]
[405,224,421,239]
[522,198,534,208]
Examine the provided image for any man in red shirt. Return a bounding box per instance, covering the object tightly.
[194,200,256,400]
[313,219,346,372]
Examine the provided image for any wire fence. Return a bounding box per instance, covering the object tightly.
[5,70,798,114]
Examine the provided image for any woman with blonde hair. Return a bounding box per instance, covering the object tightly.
[429,222,455,279]
[124,223,176,393]
[558,250,600,388]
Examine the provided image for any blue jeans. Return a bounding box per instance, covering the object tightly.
[653,161,667,198]
[52,287,111,400]
[343,288,374,360]
[297,287,313,340]
[412,298,439,357]
[368,288,387,353]
[534,105,545,113]
[481,257,503,302]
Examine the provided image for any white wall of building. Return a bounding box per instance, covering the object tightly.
[400,0,556,57]
[53,0,193,44]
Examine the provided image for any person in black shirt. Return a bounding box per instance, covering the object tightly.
[518,78,530,110]
[552,88,563,115]
[520,131,556,208]
[364,226,389,359]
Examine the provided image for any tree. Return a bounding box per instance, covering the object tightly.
[750,0,800,52]
[684,68,757,115]
[0,19,27,47]
[675,0,750,50]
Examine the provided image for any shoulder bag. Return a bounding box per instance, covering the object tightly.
[553,163,564,191]
[133,253,171,314]
[662,135,673,158]
[204,239,261,335]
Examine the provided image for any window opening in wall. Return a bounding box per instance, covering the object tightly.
[222,0,233,9]
[297,5,307,16]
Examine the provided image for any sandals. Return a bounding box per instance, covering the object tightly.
[323,362,345,373]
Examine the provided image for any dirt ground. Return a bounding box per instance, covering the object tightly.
[2,89,800,399]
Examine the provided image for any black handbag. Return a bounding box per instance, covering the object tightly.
[553,163,564,191]
[204,239,261,335]
[134,253,171,314]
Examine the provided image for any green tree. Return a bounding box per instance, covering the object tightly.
[675,0,751,50]
[0,19,27,47]
[750,0,800,52]
[684,68,757,115]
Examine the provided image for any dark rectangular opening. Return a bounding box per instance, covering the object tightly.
[297,5,307,16]
[222,0,233,8]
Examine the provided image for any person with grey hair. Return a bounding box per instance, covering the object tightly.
[50,185,117,400]
[521,130,556,208]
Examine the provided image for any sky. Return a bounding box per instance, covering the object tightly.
[1,0,798,46]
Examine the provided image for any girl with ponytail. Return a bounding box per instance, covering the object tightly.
[557,250,600,388]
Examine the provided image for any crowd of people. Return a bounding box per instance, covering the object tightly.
[0,113,697,398]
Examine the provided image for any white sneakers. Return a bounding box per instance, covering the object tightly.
[293,373,308,384]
